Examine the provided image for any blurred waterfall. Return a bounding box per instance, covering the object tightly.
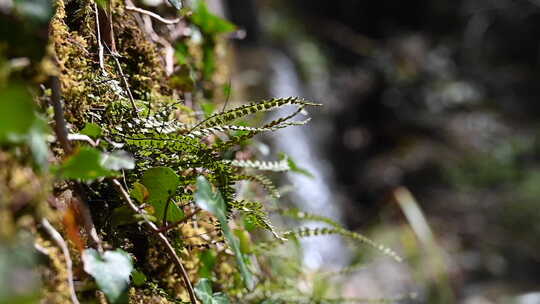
[267,52,350,269]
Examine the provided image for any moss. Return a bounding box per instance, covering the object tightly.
[50,0,169,127]
[36,236,72,304]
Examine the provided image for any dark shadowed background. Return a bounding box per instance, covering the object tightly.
[223,0,540,302]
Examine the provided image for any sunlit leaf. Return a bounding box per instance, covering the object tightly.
[194,278,231,304]
[80,123,102,139]
[141,167,184,222]
[82,249,133,304]
[195,176,254,290]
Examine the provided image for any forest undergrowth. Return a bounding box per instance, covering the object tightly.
[0,0,403,303]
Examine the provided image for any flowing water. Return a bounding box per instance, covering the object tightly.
[267,51,350,270]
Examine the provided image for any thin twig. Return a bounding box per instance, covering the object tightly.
[50,76,103,252]
[112,179,197,304]
[125,5,181,25]
[41,218,81,304]
[220,78,232,113]
[156,207,202,233]
[106,44,139,117]
[107,0,117,54]
[51,76,72,154]
[94,2,105,73]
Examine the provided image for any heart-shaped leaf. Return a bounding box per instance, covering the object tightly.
[141,167,184,222]
[82,249,133,304]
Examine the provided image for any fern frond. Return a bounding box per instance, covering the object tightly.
[278,208,341,228]
[238,174,280,199]
[230,200,285,241]
[193,97,321,130]
[186,124,285,139]
[255,226,402,262]
[225,159,290,172]
[123,133,207,153]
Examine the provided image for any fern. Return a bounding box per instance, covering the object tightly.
[225,159,290,172]
[191,97,321,130]
[254,226,402,262]
[230,200,285,241]
[237,174,280,199]
[278,208,342,228]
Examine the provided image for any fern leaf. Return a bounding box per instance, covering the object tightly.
[237,174,280,198]
[278,208,341,228]
[225,159,290,172]
[186,124,286,139]
[255,226,402,262]
[230,200,285,241]
[193,97,321,130]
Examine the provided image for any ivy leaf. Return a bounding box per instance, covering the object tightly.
[141,167,184,222]
[194,278,231,304]
[167,0,182,10]
[101,150,134,171]
[82,249,133,304]
[195,176,254,290]
[80,123,102,139]
[191,0,235,35]
[56,147,114,181]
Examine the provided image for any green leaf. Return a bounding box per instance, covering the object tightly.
[56,147,115,181]
[167,0,182,10]
[101,150,134,171]
[194,176,226,218]
[195,176,254,290]
[194,278,231,304]
[0,85,35,142]
[131,270,147,287]
[0,84,50,169]
[279,153,314,178]
[198,250,216,279]
[141,167,184,222]
[82,249,133,304]
[80,123,102,139]
[191,1,235,35]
